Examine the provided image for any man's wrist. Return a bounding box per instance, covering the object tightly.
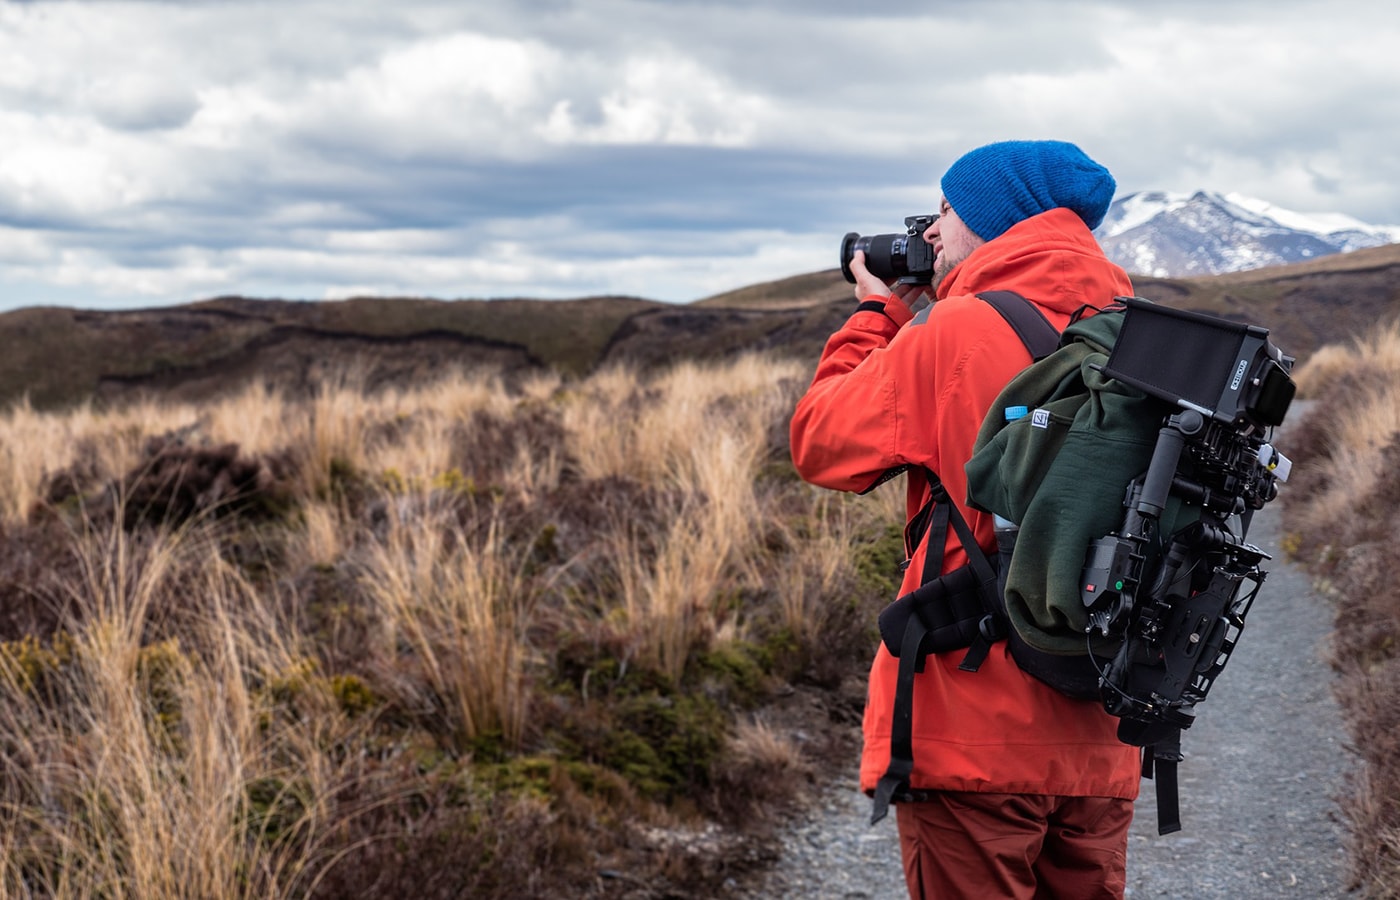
[854,294,914,328]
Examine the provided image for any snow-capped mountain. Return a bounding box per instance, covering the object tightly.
[1094,190,1400,278]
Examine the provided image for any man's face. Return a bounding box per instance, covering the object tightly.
[922,197,985,293]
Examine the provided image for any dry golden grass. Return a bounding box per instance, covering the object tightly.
[1287,320,1400,554]
[203,379,294,457]
[359,498,536,748]
[0,352,899,898]
[1294,319,1400,400]
[286,500,346,573]
[724,716,811,781]
[1283,318,1400,897]
[0,519,343,897]
[556,354,823,680]
[0,397,175,528]
[769,491,882,650]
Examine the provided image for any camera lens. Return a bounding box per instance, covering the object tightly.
[839,230,933,285]
[840,232,870,283]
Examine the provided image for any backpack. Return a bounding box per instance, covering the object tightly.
[869,293,1295,834]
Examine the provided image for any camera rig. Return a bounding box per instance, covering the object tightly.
[1076,298,1296,748]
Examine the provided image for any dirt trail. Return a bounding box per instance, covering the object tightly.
[1122,499,1349,897]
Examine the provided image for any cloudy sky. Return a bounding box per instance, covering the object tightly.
[2,0,1399,312]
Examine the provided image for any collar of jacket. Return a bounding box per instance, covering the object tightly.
[934,208,1131,319]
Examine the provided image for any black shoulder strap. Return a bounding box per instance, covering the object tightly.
[976,290,1060,361]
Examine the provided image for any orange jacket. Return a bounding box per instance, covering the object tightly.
[790,208,1142,799]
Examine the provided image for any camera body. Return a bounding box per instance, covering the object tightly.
[840,214,938,285]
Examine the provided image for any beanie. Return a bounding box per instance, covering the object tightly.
[939,140,1116,241]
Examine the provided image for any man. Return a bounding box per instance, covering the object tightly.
[789,140,1142,898]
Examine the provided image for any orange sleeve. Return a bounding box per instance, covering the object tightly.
[789,295,920,494]
[790,293,1042,591]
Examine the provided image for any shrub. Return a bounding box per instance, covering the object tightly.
[1284,323,1400,895]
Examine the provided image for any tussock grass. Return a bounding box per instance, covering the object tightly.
[0,352,900,897]
[0,519,332,897]
[359,499,536,748]
[0,397,171,528]
[1293,319,1400,400]
[775,492,890,650]
[203,379,292,457]
[1282,316,1400,897]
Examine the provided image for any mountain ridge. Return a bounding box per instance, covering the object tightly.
[1096,189,1400,278]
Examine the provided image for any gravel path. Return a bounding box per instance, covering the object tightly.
[732,497,1351,899]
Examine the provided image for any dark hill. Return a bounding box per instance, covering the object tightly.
[5,244,1400,410]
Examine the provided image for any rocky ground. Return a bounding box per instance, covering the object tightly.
[728,498,1352,899]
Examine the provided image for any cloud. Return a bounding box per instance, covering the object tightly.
[539,55,770,147]
[87,75,201,131]
[1,0,1399,312]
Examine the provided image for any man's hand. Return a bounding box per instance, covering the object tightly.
[850,250,927,307]
[848,249,892,301]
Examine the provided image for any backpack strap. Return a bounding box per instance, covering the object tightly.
[869,291,1060,824]
[1142,729,1184,835]
[977,290,1061,361]
[871,472,1003,824]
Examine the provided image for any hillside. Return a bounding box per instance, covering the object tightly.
[5,243,1400,410]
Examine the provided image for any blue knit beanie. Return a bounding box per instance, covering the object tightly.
[940,140,1116,241]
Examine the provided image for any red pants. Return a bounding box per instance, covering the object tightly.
[895,791,1133,899]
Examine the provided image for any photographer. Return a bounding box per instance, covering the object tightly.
[790,140,1141,899]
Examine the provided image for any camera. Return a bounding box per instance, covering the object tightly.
[840,214,938,285]
[1076,298,1296,748]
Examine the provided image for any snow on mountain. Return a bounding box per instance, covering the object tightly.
[1094,190,1400,278]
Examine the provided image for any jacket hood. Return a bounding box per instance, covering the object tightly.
[937,207,1133,317]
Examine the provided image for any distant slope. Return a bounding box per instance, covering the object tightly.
[4,245,1399,410]
[691,269,852,310]
[0,295,661,410]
